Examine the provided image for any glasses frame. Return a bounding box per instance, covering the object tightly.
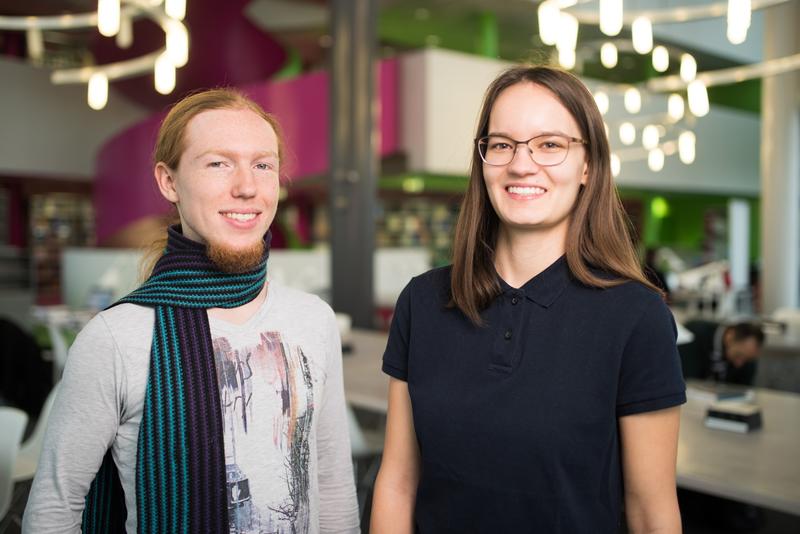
[476,134,588,167]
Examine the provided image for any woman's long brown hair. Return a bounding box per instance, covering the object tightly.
[450,66,661,325]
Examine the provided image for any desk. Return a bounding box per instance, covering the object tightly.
[680,381,800,515]
[758,337,800,394]
[342,329,390,413]
[340,331,800,516]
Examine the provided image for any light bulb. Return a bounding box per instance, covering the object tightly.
[26,28,44,61]
[600,0,623,36]
[648,148,665,172]
[727,0,751,44]
[687,80,709,117]
[87,72,108,110]
[166,21,189,68]
[538,1,560,46]
[624,87,641,114]
[652,46,669,72]
[600,42,618,69]
[155,52,176,94]
[642,124,660,150]
[116,11,133,48]
[556,12,579,52]
[558,47,576,69]
[678,131,696,164]
[632,17,653,54]
[595,91,610,115]
[667,93,685,121]
[97,0,121,37]
[166,0,187,21]
[610,153,621,177]
[680,54,697,82]
[619,122,636,145]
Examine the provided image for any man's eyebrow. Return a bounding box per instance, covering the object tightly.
[194,149,279,160]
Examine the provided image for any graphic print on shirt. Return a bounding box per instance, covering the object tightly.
[214,331,315,534]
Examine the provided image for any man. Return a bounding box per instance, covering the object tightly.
[679,319,765,385]
[24,89,360,533]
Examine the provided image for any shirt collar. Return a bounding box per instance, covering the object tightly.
[496,255,571,308]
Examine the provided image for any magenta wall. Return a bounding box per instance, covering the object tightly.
[94,58,400,243]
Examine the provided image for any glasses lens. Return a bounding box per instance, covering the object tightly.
[529,135,570,166]
[479,136,515,165]
[479,135,574,166]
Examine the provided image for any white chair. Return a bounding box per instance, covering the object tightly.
[12,383,60,482]
[0,407,28,523]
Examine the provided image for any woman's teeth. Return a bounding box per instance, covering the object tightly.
[223,212,257,221]
[507,186,546,195]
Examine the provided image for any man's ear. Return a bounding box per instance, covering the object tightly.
[154,162,179,204]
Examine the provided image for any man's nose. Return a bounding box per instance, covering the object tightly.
[232,166,257,197]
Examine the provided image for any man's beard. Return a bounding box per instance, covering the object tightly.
[206,239,265,274]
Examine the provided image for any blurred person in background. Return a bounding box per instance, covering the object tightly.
[679,320,764,386]
[23,89,359,534]
[371,66,685,534]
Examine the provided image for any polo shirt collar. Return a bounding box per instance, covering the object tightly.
[496,255,571,308]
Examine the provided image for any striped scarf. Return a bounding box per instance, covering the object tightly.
[82,225,270,533]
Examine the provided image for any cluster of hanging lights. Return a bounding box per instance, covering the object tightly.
[0,0,189,110]
[536,0,764,175]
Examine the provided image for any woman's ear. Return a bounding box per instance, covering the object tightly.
[154,162,179,204]
[580,161,589,186]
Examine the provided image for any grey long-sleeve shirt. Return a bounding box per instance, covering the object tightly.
[24,281,360,533]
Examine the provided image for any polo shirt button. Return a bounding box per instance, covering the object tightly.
[504,329,512,340]
[511,296,519,305]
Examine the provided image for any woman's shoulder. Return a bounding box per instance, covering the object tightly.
[404,265,453,299]
[573,268,668,317]
[390,265,453,314]
[409,264,453,288]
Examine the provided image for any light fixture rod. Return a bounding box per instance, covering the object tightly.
[648,52,800,91]
[560,0,788,25]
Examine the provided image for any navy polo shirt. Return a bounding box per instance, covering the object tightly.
[382,256,686,533]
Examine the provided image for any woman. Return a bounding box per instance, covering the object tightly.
[371,66,685,533]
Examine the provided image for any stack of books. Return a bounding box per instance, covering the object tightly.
[705,401,763,433]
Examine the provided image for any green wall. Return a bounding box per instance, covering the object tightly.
[619,189,761,262]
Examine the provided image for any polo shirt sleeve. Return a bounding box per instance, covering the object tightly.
[616,293,686,417]
[382,280,413,381]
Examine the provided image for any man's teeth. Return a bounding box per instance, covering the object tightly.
[223,212,257,221]
[507,186,545,195]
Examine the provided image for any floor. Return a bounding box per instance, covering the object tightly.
[6,480,799,534]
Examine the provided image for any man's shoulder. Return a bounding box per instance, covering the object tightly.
[92,302,154,332]
[71,303,154,354]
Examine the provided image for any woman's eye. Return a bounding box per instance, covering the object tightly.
[537,140,565,151]
[491,143,512,151]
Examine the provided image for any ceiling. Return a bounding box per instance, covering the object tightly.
[0,0,762,112]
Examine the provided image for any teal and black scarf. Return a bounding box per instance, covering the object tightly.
[82,225,270,533]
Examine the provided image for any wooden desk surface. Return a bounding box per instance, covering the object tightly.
[341,330,800,515]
